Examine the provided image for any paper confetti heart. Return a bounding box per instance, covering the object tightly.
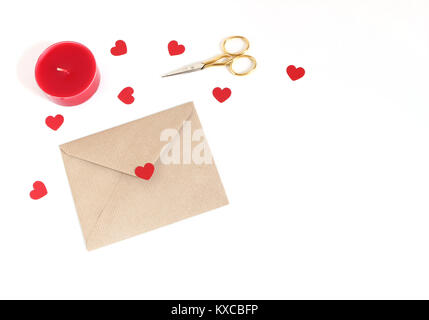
[212,87,231,103]
[287,65,305,81]
[45,114,64,131]
[135,163,155,180]
[30,181,47,200]
[118,87,135,104]
[111,40,127,56]
[168,40,185,56]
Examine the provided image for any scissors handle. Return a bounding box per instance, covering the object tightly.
[203,36,257,76]
[221,35,250,56]
[228,54,257,76]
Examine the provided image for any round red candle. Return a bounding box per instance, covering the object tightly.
[35,41,100,106]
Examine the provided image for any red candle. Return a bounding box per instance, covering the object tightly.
[35,41,100,106]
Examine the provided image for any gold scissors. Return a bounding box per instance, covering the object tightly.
[162,35,257,77]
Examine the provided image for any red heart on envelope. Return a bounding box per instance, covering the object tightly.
[212,87,231,103]
[118,87,135,104]
[135,163,155,180]
[168,40,185,56]
[111,40,127,56]
[287,65,305,81]
[30,181,47,200]
[45,114,64,131]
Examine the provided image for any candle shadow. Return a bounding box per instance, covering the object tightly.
[17,41,51,97]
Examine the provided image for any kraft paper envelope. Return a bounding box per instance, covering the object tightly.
[60,102,228,250]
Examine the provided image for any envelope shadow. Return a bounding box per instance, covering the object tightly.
[17,41,51,98]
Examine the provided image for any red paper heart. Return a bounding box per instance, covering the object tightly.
[168,40,185,56]
[135,163,155,180]
[118,87,135,104]
[212,87,231,103]
[45,114,64,131]
[30,181,47,200]
[287,65,305,81]
[110,40,127,56]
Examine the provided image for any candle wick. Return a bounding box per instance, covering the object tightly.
[57,67,70,75]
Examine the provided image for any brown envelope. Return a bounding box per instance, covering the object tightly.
[60,102,228,250]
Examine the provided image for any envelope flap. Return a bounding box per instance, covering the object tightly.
[60,102,194,176]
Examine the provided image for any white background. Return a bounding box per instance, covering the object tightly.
[1,0,429,299]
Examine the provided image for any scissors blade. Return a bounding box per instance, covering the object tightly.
[161,62,205,77]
